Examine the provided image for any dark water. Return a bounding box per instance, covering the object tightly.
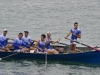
[0,0,100,75]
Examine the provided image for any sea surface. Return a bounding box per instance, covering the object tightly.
[0,0,100,75]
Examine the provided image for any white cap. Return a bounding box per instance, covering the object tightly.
[3,29,7,32]
[47,31,51,34]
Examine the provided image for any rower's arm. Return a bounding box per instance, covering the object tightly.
[64,32,71,39]
[33,40,37,42]
[13,39,20,48]
[50,40,60,44]
[34,40,39,49]
[77,30,81,38]
[22,41,30,48]
[49,38,60,44]
[29,38,34,45]
[77,33,81,38]
[50,41,57,44]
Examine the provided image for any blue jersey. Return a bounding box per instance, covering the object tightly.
[70,28,81,40]
[38,40,46,52]
[46,38,52,50]
[13,38,30,50]
[0,34,8,48]
[22,36,34,47]
[0,42,3,49]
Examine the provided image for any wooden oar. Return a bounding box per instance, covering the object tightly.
[66,38,100,51]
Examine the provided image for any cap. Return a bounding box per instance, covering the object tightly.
[3,29,7,32]
[47,31,51,34]
[24,31,29,33]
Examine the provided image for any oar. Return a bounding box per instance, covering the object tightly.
[57,42,70,46]
[45,51,47,68]
[0,52,20,61]
[66,38,100,51]
[44,42,48,68]
[73,41,100,51]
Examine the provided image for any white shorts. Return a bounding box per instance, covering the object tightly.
[70,39,77,44]
[30,50,35,53]
[48,49,54,50]
[14,49,25,52]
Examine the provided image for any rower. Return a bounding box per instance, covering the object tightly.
[13,33,30,52]
[22,31,34,46]
[64,22,81,53]
[45,31,59,54]
[0,29,11,52]
[35,34,46,54]
[22,31,37,52]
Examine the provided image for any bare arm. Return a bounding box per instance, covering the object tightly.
[34,40,39,48]
[34,40,42,50]
[50,38,60,44]
[33,40,37,42]
[64,32,71,39]
[77,33,81,38]
[50,40,58,44]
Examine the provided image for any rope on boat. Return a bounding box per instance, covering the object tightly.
[0,52,19,60]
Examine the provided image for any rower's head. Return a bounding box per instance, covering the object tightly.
[41,34,46,41]
[18,33,23,39]
[24,31,29,37]
[74,22,78,29]
[3,29,8,36]
[47,31,51,38]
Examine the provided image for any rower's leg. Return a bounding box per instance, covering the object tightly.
[25,48,30,53]
[5,48,11,52]
[1,47,9,52]
[76,49,81,52]
[70,44,74,51]
[46,49,59,54]
[0,50,5,52]
[53,49,59,54]
[30,47,37,53]
[47,50,53,54]
[33,48,38,53]
[8,44,13,48]
[73,44,76,53]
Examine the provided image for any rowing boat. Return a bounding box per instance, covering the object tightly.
[0,44,100,64]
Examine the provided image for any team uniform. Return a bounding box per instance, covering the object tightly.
[0,34,8,50]
[37,40,46,53]
[70,28,81,44]
[22,36,34,48]
[46,38,53,50]
[13,38,30,52]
